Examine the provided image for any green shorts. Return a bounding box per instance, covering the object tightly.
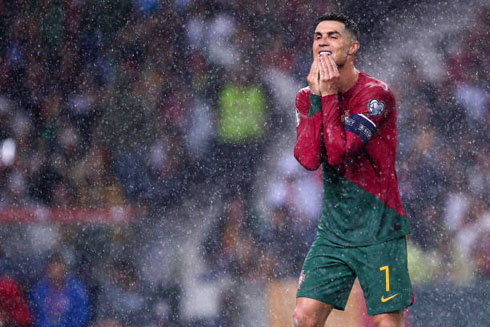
[296,236,413,316]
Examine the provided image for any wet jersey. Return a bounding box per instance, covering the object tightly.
[294,72,410,247]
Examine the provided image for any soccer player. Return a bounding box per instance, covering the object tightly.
[292,13,413,327]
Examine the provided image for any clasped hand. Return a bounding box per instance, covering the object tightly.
[307,54,340,96]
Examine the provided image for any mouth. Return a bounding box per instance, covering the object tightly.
[319,51,332,56]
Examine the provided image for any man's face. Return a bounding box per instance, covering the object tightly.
[47,261,67,285]
[312,20,355,67]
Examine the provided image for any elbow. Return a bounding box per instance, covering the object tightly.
[294,148,321,171]
[325,144,351,167]
[302,162,321,171]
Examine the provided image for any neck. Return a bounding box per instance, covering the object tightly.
[338,61,359,94]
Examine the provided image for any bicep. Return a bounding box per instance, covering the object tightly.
[324,88,393,166]
[347,88,394,143]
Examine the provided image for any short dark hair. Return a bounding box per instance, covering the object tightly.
[315,12,360,41]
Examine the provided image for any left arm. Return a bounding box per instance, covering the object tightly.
[318,55,393,167]
[321,91,390,167]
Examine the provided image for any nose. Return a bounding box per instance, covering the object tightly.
[318,42,329,52]
[318,36,329,46]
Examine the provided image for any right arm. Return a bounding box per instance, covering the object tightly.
[294,59,324,171]
[293,89,323,170]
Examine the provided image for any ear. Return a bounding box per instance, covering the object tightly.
[348,41,360,55]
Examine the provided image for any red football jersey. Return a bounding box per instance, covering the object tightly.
[294,72,410,246]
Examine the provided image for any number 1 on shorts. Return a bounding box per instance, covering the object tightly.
[380,265,390,292]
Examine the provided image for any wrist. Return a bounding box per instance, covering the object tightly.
[320,85,339,96]
[309,86,321,96]
[321,93,338,108]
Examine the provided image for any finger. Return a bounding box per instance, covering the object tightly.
[317,55,324,77]
[315,59,322,81]
[313,59,319,75]
[309,59,318,75]
[307,60,320,93]
[326,55,339,77]
[308,61,316,81]
[320,55,330,80]
[324,55,332,79]
[311,59,321,83]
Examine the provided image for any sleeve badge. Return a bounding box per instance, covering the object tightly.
[368,98,385,116]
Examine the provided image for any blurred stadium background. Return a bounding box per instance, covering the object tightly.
[0,0,488,326]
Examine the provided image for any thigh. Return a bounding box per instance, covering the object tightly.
[296,240,356,311]
[354,237,413,316]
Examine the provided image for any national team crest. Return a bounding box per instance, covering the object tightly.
[295,108,301,127]
[368,98,385,116]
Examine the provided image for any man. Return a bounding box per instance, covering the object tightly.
[293,13,412,327]
[31,253,90,327]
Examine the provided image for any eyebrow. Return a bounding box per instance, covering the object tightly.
[314,31,342,37]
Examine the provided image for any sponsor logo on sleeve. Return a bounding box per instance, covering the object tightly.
[368,98,385,116]
[295,109,301,127]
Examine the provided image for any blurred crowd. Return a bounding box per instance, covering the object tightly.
[0,0,488,326]
[394,6,490,283]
